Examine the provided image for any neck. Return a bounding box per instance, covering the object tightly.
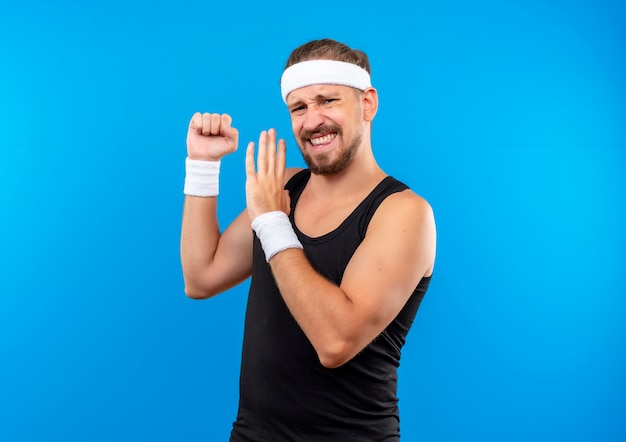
[306,142,385,197]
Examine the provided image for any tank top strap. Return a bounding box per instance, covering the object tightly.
[356,176,408,239]
[285,169,311,213]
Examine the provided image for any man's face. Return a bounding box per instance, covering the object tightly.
[286,84,364,176]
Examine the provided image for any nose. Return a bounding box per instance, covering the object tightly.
[301,106,325,133]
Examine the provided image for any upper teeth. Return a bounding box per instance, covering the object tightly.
[310,134,335,146]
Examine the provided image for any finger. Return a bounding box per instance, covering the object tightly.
[245,141,256,178]
[210,113,221,135]
[189,112,202,134]
[201,113,212,135]
[277,138,287,177]
[220,114,233,136]
[256,130,268,175]
[266,128,276,175]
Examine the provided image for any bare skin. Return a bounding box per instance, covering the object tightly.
[180,84,436,368]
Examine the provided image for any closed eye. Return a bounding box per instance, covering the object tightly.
[290,104,306,114]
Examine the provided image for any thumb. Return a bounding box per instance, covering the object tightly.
[224,126,239,150]
[283,189,292,215]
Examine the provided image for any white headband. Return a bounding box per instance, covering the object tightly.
[280,59,371,103]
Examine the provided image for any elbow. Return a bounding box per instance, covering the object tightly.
[319,356,347,370]
[181,266,218,299]
[183,280,217,300]
[317,340,356,369]
[184,287,210,300]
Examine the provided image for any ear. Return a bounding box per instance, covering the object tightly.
[361,87,378,122]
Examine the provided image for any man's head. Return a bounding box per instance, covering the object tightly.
[280,39,378,176]
[281,39,372,104]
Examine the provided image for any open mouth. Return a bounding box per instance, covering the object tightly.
[309,133,337,147]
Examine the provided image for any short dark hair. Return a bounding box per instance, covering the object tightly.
[284,38,371,75]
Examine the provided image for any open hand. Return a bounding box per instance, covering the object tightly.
[245,128,290,221]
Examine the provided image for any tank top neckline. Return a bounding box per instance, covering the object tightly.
[289,173,397,243]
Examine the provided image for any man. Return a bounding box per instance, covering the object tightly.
[180,38,436,441]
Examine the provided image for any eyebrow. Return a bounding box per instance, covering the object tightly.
[288,93,339,108]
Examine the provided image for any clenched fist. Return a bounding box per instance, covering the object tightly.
[187,112,239,161]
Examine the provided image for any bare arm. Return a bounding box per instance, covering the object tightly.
[246,129,436,368]
[269,193,435,367]
[181,199,253,299]
[180,112,253,299]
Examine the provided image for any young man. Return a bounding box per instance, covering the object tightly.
[180,39,436,441]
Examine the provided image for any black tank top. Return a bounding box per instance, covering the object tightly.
[231,170,431,441]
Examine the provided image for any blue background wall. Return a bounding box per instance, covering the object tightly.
[1,1,624,440]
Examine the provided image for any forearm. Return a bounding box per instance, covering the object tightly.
[269,249,364,368]
[180,195,221,297]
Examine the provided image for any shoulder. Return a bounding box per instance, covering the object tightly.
[369,188,436,245]
[380,187,434,221]
[369,188,436,275]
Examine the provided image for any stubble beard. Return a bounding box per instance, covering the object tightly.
[299,126,362,176]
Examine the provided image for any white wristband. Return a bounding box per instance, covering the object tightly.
[184,158,220,197]
[251,211,303,262]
